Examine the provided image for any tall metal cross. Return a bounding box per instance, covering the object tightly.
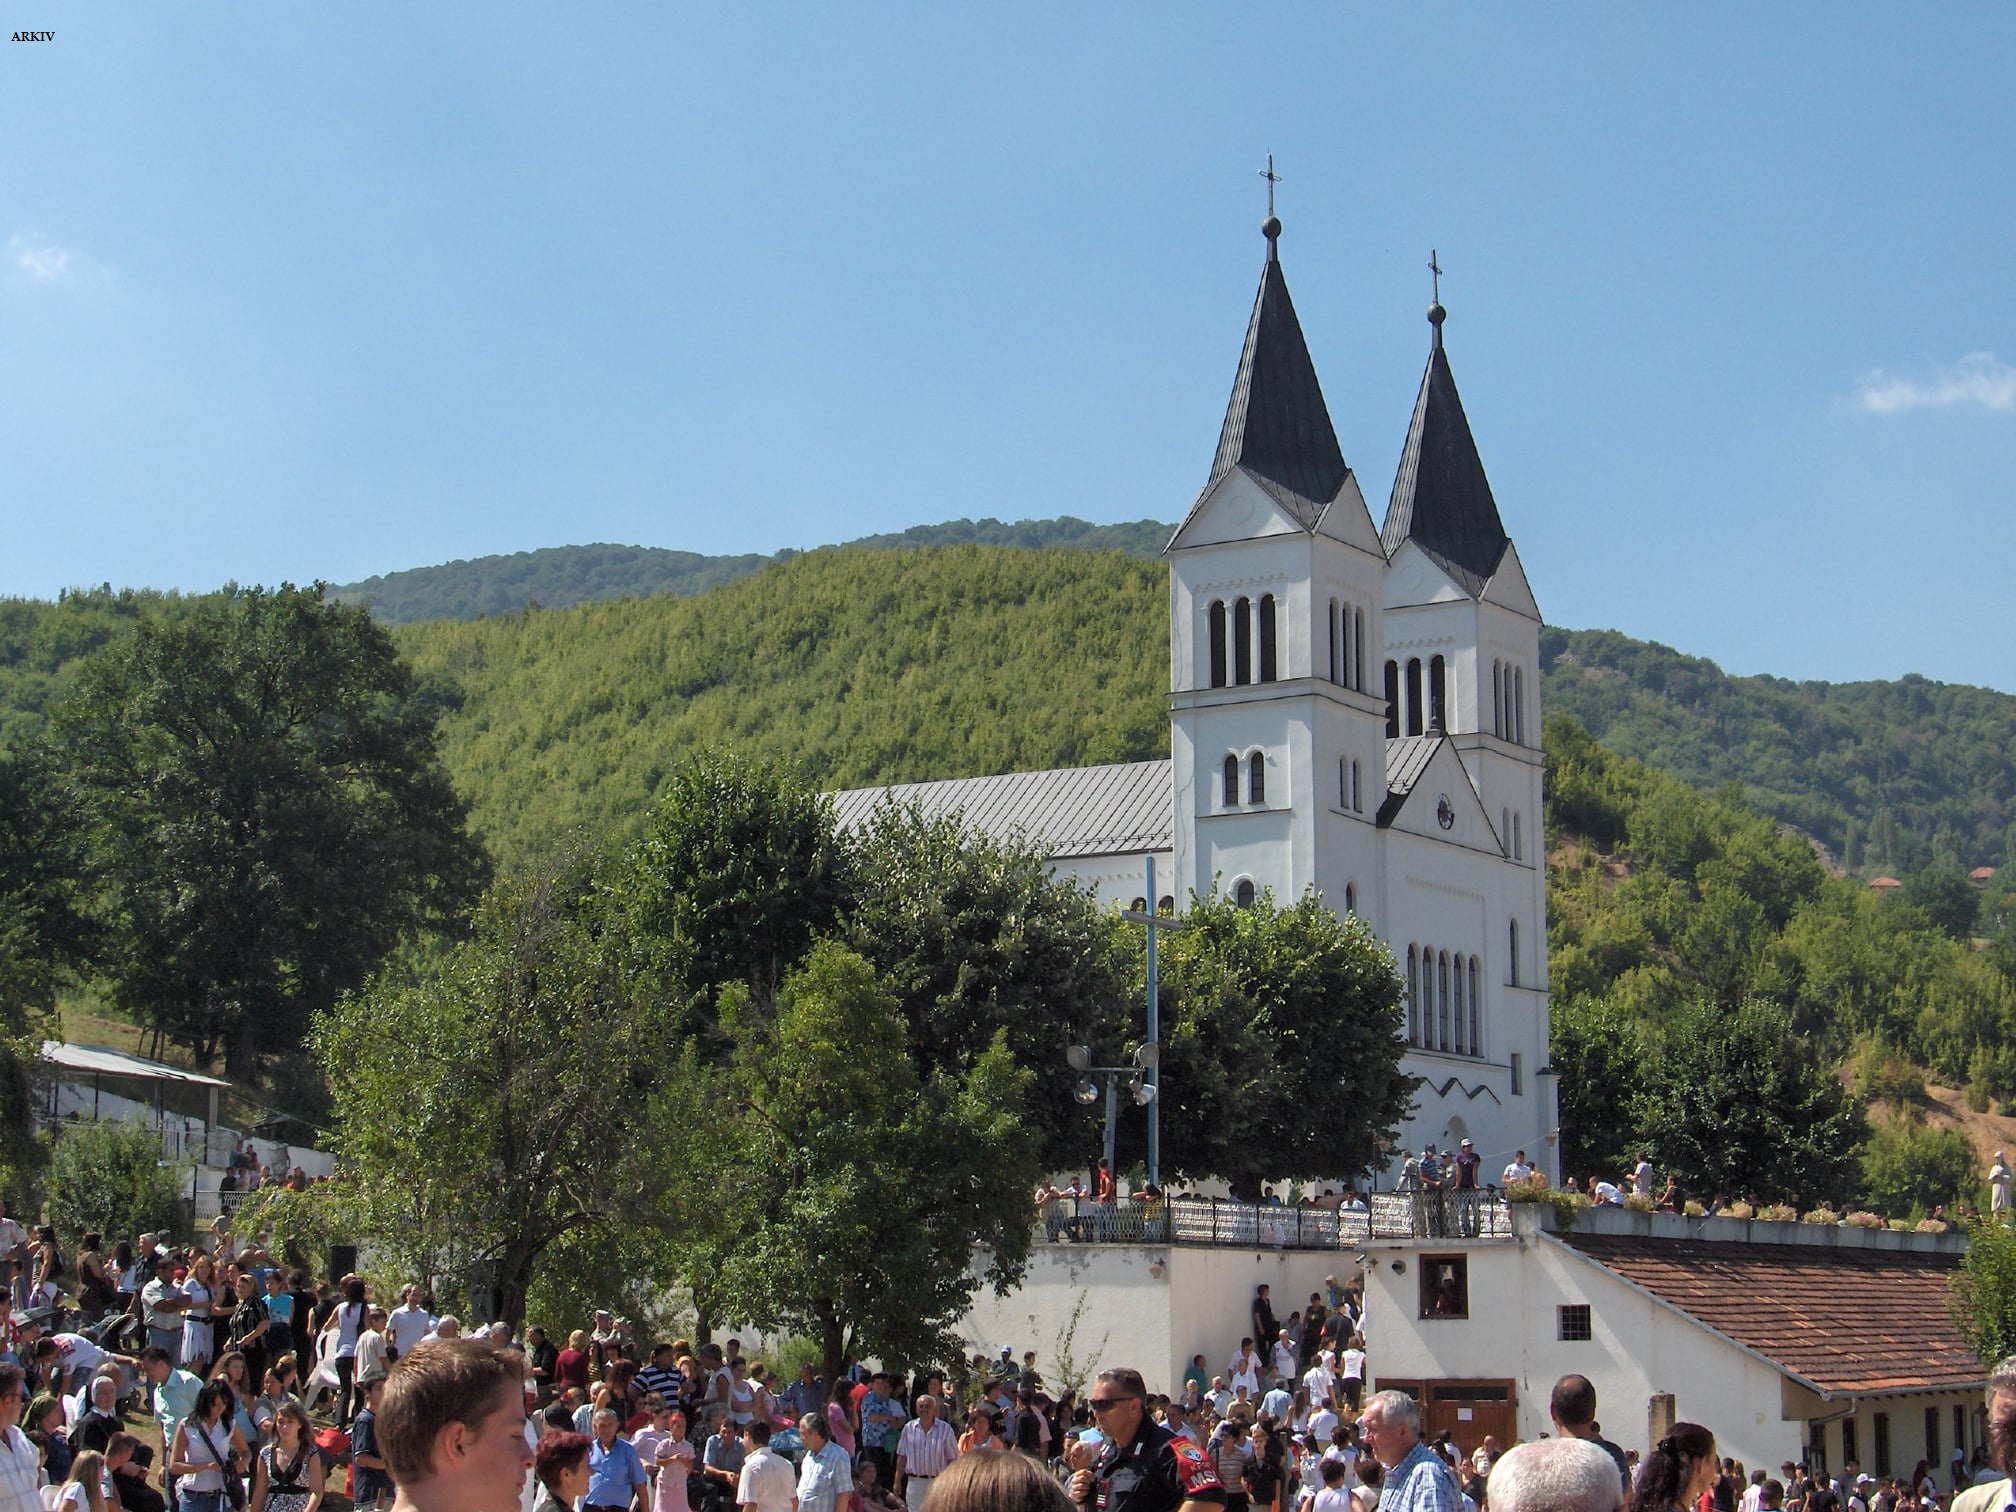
[1121,855,1185,1187]
[1259,155,1282,218]
[1429,248,1443,303]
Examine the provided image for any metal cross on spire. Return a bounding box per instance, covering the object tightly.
[1429,248,1443,304]
[1259,154,1282,218]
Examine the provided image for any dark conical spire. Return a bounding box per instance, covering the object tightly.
[1381,301,1509,597]
[1205,219,1350,528]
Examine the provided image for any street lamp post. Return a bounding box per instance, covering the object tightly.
[1067,1043,1159,1184]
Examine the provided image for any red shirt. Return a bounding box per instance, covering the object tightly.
[555,1348,590,1393]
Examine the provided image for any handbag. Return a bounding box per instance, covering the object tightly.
[195,1420,247,1512]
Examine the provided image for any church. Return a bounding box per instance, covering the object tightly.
[833,216,1554,1187]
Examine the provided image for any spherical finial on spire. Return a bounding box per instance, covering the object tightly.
[1263,215,1281,242]
[1427,301,1446,328]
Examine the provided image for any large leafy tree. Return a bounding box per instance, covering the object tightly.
[1549,994,1646,1184]
[1952,1216,2016,1368]
[307,858,679,1327]
[841,803,1128,1171]
[1633,998,1866,1205]
[1145,890,1413,1199]
[620,753,850,1021]
[680,941,1037,1384]
[55,584,486,1073]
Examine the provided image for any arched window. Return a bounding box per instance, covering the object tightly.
[1248,751,1266,805]
[1514,666,1525,745]
[1328,599,1340,684]
[1406,659,1425,737]
[1513,811,1523,861]
[1384,661,1400,737]
[1406,946,1419,1045]
[1502,807,1511,852]
[1339,757,1348,808]
[1469,957,1482,1056]
[1429,654,1447,732]
[1258,594,1278,682]
[1233,598,1252,686]
[1509,919,1520,987]
[1130,897,1147,914]
[1492,660,1503,737]
[1234,878,1257,908]
[1451,957,1465,1055]
[1353,608,1367,691]
[1351,759,1362,813]
[1222,754,1239,807]
[1158,895,1175,914]
[1438,950,1452,1052]
[1344,883,1356,914]
[1208,601,1228,688]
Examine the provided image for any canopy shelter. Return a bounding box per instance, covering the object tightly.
[39,1040,233,1160]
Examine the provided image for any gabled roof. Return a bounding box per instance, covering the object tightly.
[1380,310,1510,598]
[1563,1231,1981,1396]
[829,760,1173,860]
[1376,734,1441,827]
[1202,227,1350,531]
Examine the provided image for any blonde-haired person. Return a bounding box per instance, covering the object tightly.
[57,1450,111,1512]
[921,1451,1074,1512]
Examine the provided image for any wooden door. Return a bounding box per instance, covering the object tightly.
[1423,1380,1517,1460]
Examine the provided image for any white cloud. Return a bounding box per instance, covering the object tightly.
[7,234,73,281]
[1856,351,2016,415]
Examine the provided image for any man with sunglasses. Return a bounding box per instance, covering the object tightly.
[1069,1368,1225,1512]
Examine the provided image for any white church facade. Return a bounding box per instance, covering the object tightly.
[833,219,1554,1186]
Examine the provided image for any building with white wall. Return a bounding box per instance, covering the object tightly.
[1360,1203,1985,1475]
[834,217,1552,1184]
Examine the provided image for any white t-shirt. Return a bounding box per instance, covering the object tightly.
[1339,1349,1366,1383]
[1273,1341,1298,1380]
[1308,1408,1340,1445]
[1303,1366,1335,1403]
[1227,1355,1263,1395]
[1316,1488,1354,1512]
[1632,1160,1655,1195]
[1503,1161,1532,1184]
[384,1304,433,1357]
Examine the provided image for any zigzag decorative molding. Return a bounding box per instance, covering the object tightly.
[1423,1076,1502,1105]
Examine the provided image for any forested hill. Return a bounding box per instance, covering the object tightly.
[5,542,2014,877]
[330,516,1174,625]
[1543,628,2016,878]
[392,546,1170,865]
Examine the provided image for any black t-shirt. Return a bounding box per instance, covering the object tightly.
[1093,1419,1227,1512]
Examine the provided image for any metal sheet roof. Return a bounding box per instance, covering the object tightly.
[831,760,1173,859]
[1376,735,1442,827]
[1381,330,1510,598]
[40,1041,233,1089]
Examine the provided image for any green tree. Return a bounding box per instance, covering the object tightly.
[1148,891,1413,1198]
[56,585,486,1073]
[622,754,850,1016]
[841,803,1127,1172]
[1550,995,1645,1182]
[312,858,677,1326]
[1951,1216,2016,1368]
[680,941,1037,1384]
[1905,868,1982,941]
[1633,999,1866,1205]
[1857,1111,1978,1217]
[47,1120,188,1243]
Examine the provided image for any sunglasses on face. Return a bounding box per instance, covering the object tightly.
[1089,1397,1141,1412]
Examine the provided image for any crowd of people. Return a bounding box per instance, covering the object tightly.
[0,1206,2013,1512]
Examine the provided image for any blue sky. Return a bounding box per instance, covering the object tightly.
[4,7,2014,691]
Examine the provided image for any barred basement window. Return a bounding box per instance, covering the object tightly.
[1557,1304,1592,1342]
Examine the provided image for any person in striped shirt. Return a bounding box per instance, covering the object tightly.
[895,1396,957,1512]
